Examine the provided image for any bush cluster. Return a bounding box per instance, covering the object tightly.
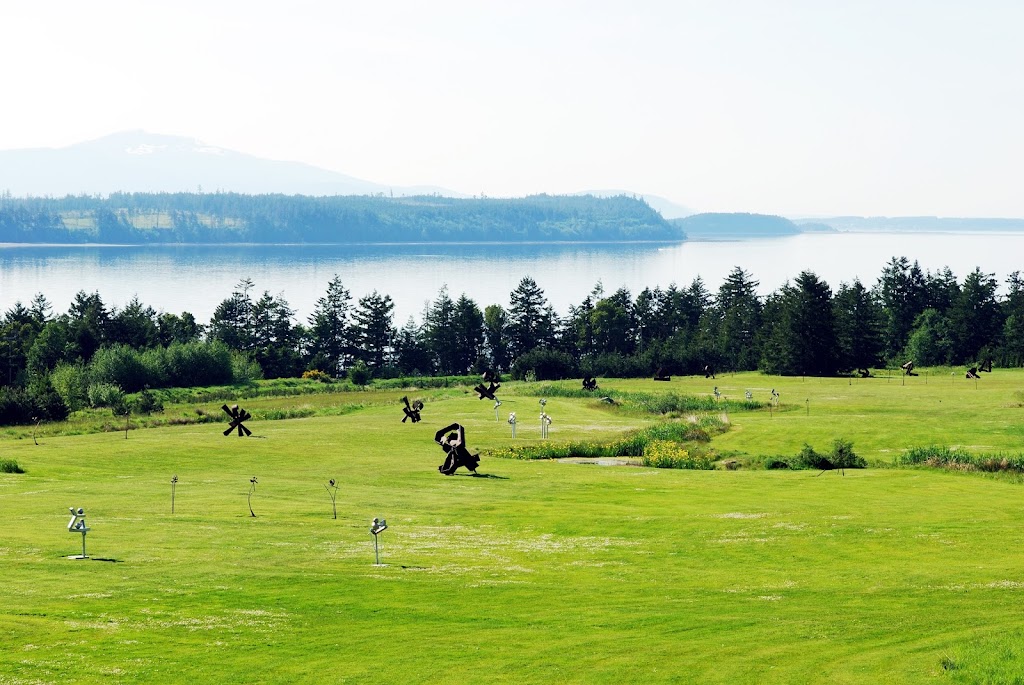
[46,341,258,413]
[771,439,866,470]
[488,418,722,468]
[301,369,333,383]
[0,459,25,474]
[640,440,714,470]
[896,446,1024,472]
[0,379,68,425]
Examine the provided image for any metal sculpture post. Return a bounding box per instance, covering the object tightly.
[493,398,502,421]
[67,507,90,559]
[540,412,552,439]
[248,476,258,517]
[171,475,178,514]
[370,517,388,565]
[508,412,517,438]
[324,479,338,519]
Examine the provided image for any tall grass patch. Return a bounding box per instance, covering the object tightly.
[489,416,723,468]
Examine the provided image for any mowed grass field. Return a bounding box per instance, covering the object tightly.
[2,370,1024,684]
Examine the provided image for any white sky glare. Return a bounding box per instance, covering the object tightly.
[1,0,1022,216]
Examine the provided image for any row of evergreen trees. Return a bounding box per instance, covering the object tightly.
[2,256,1023,424]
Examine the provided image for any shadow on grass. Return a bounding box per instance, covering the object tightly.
[462,473,509,480]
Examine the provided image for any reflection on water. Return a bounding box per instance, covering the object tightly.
[1,233,1023,323]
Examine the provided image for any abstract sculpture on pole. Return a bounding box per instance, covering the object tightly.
[67,507,90,560]
[248,476,258,517]
[324,478,339,519]
[370,517,388,565]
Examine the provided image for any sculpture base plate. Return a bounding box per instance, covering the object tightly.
[67,554,89,560]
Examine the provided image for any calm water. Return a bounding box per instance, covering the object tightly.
[1,233,1023,323]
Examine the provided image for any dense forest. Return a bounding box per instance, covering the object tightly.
[0,192,682,243]
[2,256,1022,425]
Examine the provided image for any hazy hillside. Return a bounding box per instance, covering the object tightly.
[669,212,805,239]
[795,216,1024,232]
[578,190,695,219]
[0,192,683,244]
[0,131,456,198]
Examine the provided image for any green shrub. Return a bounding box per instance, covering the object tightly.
[89,344,154,393]
[791,440,866,470]
[348,361,372,386]
[510,347,578,381]
[166,341,234,387]
[231,353,264,384]
[0,379,70,426]
[0,459,24,474]
[129,388,164,415]
[50,362,90,412]
[88,382,126,411]
[793,443,831,470]
[829,438,866,469]
[764,457,791,470]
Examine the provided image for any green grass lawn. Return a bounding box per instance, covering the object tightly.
[2,372,1024,683]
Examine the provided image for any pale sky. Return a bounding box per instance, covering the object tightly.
[2,1,1022,216]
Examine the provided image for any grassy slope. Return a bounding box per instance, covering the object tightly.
[576,371,1024,462]
[1,374,1023,683]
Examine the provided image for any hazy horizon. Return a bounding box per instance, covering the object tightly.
[2,1,1022,217]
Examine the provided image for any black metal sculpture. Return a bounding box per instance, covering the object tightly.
[222,404,252,437]
[901,360,918,376]
[704,364,716,379]
[474,381,501,401]
[434,423,480,476]
[653,367,671,382]
[582,376,598,391]
[401,396,423,423]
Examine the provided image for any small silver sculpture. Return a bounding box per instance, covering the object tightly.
[370,517,388,565]
[493,398,502,421]
[67,507,90,559]
[508,411,517,438]
[540,411,552,439]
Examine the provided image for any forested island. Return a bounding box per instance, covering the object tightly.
[0,192,683,243]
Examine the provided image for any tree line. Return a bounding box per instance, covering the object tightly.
[0,192,681,243]
[2,256,1022,424]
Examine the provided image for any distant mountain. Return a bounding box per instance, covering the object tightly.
[793,216,1024,232]
[669,212,806,239]
[0,131,457,198]
[578,189,695,219]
